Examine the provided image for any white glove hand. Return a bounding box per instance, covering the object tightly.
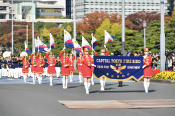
[80,64,82,66]
[142,65,147,69]
[63,46,65,50]
[25,66,27,68]
[91,64,96,67]
[39,65,42,67]
[50,64,53,66]
[71,51,74,54]
[104,45,106,48]
[64,65,68,67]
[34,65,36,67]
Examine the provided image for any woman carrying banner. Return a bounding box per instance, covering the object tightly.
[76,52,83,83]
[36,53,45,84]
[60,49,71,89]
[143,48,152,93]
[100,47,109,91]
[82,48,93,94]
[22,56,29,83]
[46,52,56,86]
[30,53,37,84]
[69,52,75,82]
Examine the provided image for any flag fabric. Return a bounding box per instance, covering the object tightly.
[64,29,74,48]
[82,36,92,50]
[50,33,55,49]
[105,30,114,44]
[35,36,49,53]
[73,39,82,53]
[91,34,98,50]
[25,41,32,54]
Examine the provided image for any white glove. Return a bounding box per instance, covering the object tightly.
[80,64,82,66]
[70,65,72,66]
[64,64,68,67]
[50,64,53,66]
[63,46,65,50]
[34,65,36,67]
[25,66,27,68]
[71,51,74,54]
[104,45,106,48]
[91,64,96,67]
[142,65,147,69]
[39,65,42,67]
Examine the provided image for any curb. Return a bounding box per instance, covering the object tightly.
[140,78,175,84]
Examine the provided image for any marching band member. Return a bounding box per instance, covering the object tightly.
[30,53,37,84]
[2,58,7,77]
[55,57,61,78]
[82,48,93,94]
[46,52,56,86]
[99,47,109,91]
[60,49,71,89]
[76,52,83,83]
[22,56,29,83]
[7,57,12,78]
[69,52,75,82]
[11,57,16,78]
[13,56,19,79]
[143,48,152,93]
[44,56,48,77]
[36,53,45,84]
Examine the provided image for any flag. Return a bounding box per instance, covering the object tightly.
[50,33,55,49]
[105,30,114,44]
[35,38,39,51]
[82,36,92,50]
[73,39,82,53]
[25,41,32,54]
[64,29,74,48]
[91,34,98,50]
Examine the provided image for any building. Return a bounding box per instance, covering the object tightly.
[0,0,72,23]
[71,0,169,20]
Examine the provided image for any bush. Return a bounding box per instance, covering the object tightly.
[153,71,175,80]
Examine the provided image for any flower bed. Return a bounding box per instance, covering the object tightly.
[153,70,175,80]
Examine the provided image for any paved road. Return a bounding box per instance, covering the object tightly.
[0,76,175,116]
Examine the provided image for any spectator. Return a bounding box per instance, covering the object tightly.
[167,56,173,70]
[155,56,160,69]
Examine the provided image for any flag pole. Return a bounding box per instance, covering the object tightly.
[92,33,94,51]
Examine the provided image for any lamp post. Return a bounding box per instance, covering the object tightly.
[11,0,13,55]
[143,20,147,49]
[160,0,165,71]
[32,0,35,53]
[122,0,126,56]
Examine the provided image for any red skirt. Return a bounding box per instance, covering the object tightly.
[22,66,29,73]
[77,66,82,72]
[70,65,75,72]
[82,65,92,78]
[47,65,56,74]
[144,66,152,78]
[31,65,37,73]
[36,66,44,74]
[61,66,70,76]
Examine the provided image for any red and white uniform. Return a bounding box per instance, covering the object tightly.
[30,54,37,73]
[69,54,75,73]
[76,57,83,72]
[60,50,71,76]
[82,55,93,78]
[46,53,56,74]
[22,56,29,73]
[36,54,45,74]
[143,55,152,78]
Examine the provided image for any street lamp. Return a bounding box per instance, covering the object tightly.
[11,0,13,55]
[143,20,147,49]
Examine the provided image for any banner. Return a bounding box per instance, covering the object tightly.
[93,56,143,81]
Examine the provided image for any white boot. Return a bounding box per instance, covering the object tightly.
[147,82,150,93]
[38,75,41,84]
[65,78,68,89]
[144,81,148,93]
[88,82,91,94]
[62,76,65,89]
[24,75,27,83]
[32,74,36,84]
[70,75,73,82]
[79,74,82,83]
[50,77,53,86]
[100,79,104,91]
[103,78,106,87]
[84,82,89,94]
[91,74,94,85]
